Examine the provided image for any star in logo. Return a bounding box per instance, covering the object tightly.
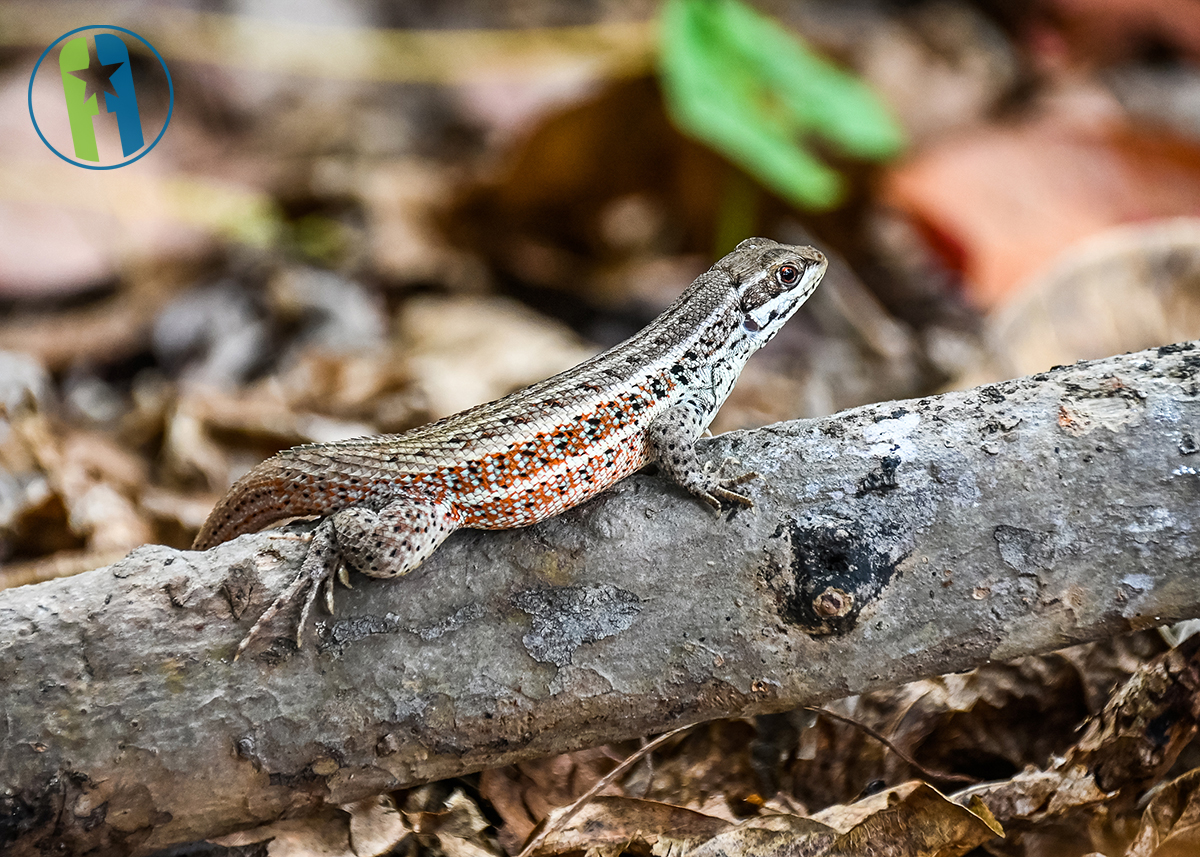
[70,44,124,104]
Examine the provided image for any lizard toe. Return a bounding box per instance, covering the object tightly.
[713,485,755,508]
[322,573,337,616]
[234,518,339,660]
[722,469,759,487]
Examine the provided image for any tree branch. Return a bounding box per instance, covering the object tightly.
[2,342,1199,856]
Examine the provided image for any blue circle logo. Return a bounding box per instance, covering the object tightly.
[28,25,173,170]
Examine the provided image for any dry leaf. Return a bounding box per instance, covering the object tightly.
[5,414,153,554]
[402,786,501,857]
[359,159,463,283]
[1126,768,1200,857]
[275,348,426,431]
[397,294,595,418]
[686,813,838,857]
[527,785,1001,857]
[525,796,731,857]
[343,793,408,857]
[208,806,353,856]
[481,747,623,851]
[884,112,1200,309]
[815,782,1002,856]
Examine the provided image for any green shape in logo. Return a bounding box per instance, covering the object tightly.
[30,25,172,170]
[58,36,100,163]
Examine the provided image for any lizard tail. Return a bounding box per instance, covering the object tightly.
[191,454,366,550]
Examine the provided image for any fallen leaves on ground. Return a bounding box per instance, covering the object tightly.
[883,104,1200,309]
[521,783,1002,857]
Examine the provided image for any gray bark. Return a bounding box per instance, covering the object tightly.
[2,342,1199,856]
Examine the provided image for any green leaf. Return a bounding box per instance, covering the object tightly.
[659,0,905,209]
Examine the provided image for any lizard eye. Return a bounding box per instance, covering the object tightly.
[776,265,800,286]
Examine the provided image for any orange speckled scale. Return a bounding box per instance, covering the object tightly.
[195,239,828,657]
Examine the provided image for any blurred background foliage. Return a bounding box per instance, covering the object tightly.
[3,1,1200,854]
[660,0,905,214]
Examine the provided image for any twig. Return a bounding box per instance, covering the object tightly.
[805,706,977,786]
[516,724,694,857]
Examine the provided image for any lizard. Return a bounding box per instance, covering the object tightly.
[193,238,828,658]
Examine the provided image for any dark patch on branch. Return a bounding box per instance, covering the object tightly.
[765,517,899,636]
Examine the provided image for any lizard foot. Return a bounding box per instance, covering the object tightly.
[697,458,759,512]
[234,518,341,661]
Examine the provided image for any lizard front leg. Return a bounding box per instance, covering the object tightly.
[236,495,460,659]
[647,401,758,511]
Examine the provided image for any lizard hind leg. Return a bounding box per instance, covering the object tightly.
[234,497,461,660]
[330,497,461,580]
[234,515,342,660]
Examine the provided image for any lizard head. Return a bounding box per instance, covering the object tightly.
[722,238,828,350]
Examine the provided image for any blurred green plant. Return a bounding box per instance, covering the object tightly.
[659,0,904,212]
[291,213,353,265]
